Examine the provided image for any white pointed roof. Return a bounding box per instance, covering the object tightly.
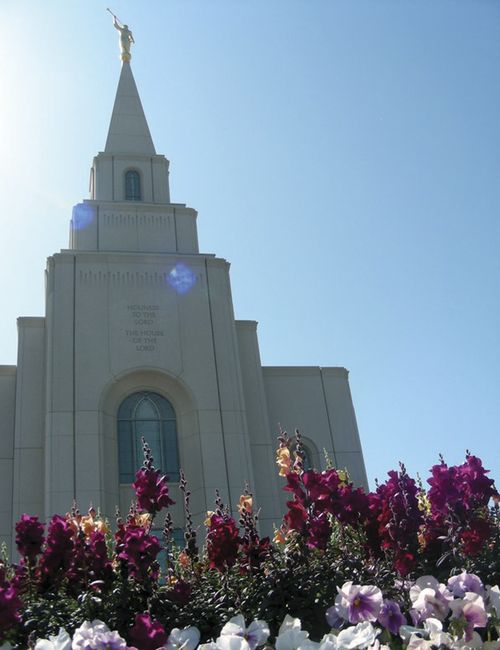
[104,61,156,155]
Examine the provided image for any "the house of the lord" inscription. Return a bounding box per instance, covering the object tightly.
[125,304,164,352]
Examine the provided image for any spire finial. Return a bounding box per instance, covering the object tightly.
[107,8,135,62]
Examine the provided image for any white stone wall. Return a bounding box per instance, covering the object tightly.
[12,318,46,528]
[262,366,368,512]
[235,321,282,536]
[0,366,16,550]
[43,247,256,533]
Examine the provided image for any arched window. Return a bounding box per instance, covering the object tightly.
[125,169,141,201]
[118,392,179,483]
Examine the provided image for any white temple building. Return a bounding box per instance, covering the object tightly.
[0,51,367,553]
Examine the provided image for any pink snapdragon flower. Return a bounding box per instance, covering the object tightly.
[333,582,383,624]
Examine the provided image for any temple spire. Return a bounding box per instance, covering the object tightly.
[104,61,156,155]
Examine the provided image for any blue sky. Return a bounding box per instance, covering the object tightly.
[1,0,499,488]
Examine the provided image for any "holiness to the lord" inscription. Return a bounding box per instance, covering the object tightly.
[125,304,164,352]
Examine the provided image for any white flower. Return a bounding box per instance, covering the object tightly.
[216,637,251,650]
[367,642,390,650]
[217,615,270,650]
[451,631,484,649]
[71,620,127,649]
[164,627,201,650]
[34,629,72,650]
[409,576,453,622]
[275,615,312,650]
[318,634,339,650]
[487,585,500,615]
[406,635,432,650]
[399,626,425,642]
[336,622,379,649]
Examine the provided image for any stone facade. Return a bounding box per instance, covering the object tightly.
[0,61,367,553]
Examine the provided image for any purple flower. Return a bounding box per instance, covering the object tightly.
[325,605,344,629]
[447,571,484,598]
[334,582,383,624]
[377,600,407,635]
[449,593,488,642]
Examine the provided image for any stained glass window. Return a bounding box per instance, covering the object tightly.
[125,169,141,200]
[118,392,179,483]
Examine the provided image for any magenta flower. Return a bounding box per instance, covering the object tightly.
[306,513,331,550]
[377,600,407,635]
[283,500,308,536]
[86,531,112,581]
[427,455,497,515]
[206,514,240,571]
[117,526,161,580]
[129,613,168,650]
[166,578,192,606]
[362,466,423,576]
[40,515,75,578]
[133,468,174,515]
[460,517,493,556]
[15,514,45,561]
[334,582,383,624]
[0,583,22,639]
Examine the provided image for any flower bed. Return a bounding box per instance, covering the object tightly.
[1,434,498,649]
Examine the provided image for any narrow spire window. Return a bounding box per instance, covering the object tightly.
[117,391,180,483]
[125,169,142,201]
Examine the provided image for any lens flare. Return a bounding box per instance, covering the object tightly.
[167,263,196,295]
[72,203,94,231]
